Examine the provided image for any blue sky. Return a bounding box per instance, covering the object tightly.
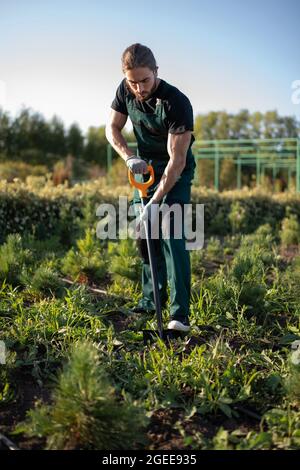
[0,0,299,133]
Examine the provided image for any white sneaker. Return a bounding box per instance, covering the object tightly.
[167,320,190,332]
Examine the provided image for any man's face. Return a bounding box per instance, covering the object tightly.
[125,67,157,101]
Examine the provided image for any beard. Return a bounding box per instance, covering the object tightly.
[127,77,159,101]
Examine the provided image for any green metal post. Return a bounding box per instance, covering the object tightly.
[194,157,199,185]
[272,161,276,181]
[262,166,265,184]
[214,141,219,191]
[256,148,260,187]
[288,166,291,189]
[237,159,242,189]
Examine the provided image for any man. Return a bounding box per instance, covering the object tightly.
[105,43,196,332]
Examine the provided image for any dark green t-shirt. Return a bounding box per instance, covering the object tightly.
[111,78,195,170]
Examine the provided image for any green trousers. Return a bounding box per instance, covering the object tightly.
[132,164,195,323]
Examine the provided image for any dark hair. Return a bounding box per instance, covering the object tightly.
[121,43,157,73]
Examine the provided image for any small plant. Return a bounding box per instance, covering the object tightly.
[190,248,205,277]
[231,252,264,283]
[206,237,223,261]
[223,234,241,255]
[280,214,300,247]
[228,201,248,234]
[108,238,141,283]
[15,341,148,449]
[21,265,65,298]
[259,408,300,449]
[236,225,276,269]
[62,228,107,283]
[230,252,266,313]
[0,234,32,286]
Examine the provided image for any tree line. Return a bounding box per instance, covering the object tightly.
[0,107,299,168]
[194,110,300,140]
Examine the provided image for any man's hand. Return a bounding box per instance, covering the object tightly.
[126,156,148,174]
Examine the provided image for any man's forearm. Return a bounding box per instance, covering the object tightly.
[105,125,133,161]
[152,158,186,203]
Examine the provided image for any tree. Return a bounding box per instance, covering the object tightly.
[263,110,280,139]
[10,107,32,158]
[194,112,219,140]
[229,109,250,139]
[29,111,50,153]
[67,123,84,158]
[48,115,66,156]
[216,111,231,140]
[83,125,107,165]
[249,111,263,139]
[0,108,11,158]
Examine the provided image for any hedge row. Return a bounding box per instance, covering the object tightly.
[192,187,300,235]
[0,177,126,244]
[1,177,300,243]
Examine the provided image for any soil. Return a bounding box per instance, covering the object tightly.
[0,374,50,450]
[146,407,260,450]
[0,376,260,450]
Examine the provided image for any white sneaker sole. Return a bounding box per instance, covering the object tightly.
[167,320,190,332]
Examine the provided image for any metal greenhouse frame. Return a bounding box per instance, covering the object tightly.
[107,138,300,192]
